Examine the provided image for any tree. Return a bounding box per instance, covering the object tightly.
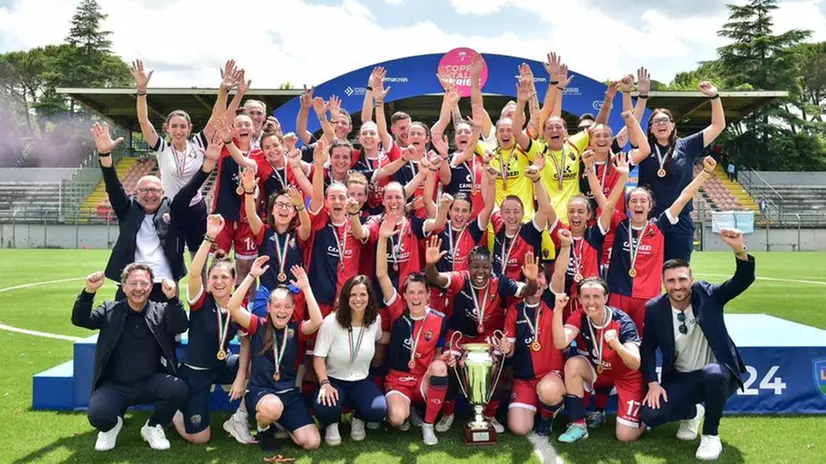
[65,0,112,56]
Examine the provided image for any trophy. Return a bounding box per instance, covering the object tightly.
[450,331,506,446]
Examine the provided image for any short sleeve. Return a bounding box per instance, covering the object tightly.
[383,290,406,326]
[497,276,523,299]
[680,131,706,163]
[570,130,590,155]
[192,130,207,150]
[444,271,466,293]
[300,143,316,164]
[187,285,206,310]
[246,315,263,336]
[655,210,679,233]
[252,286,271,318]
[504,304,518,339]
[525,138,546,162]
[152,137,167,154]
[436,317,447,349]
[564,310,583,332]
[410,215,429,239]
[374,317,383,341]
[313,316,335,357]
[619,314,641,346]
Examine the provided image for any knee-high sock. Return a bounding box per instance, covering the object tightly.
[539,400,563,419]
[594,386,612,411]
[484,399,500,418]
[425,375,449,424]
[564,394,586,424]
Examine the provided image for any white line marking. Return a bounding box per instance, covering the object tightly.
[0,277,87,341]
[0,324,81,342]
[527,432,564,464]
[695,273,826,286]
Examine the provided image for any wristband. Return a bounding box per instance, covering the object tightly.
[703,169,714,174]
[320,379,330,386]
[550,80,559,85]
[244,189,255,195]
[136,91,146,96]
[223,139,233,144]
[366,85,373,91]
[709,94,720,100]
[204,235,215,243]
[638,94,649,99]
[556,86,565,90]
[375,100,384,104]
[296,206,305,212]
[97,152,111,157]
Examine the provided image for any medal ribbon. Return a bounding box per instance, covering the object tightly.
[500,226,522,273]
[627,222,649,273]
[571,236,585,277]
[389,217,407,269]
[586,307,612,375]
[348,326,368,363]
[467,272,490,331]
[654,145,669,172]
[273,232,290,278]
[547,149,567,191]
[216,306,231,352]
[172,145,189,178]
[272,326,289,380]
[406,312,428,367]
[447,225,467,268]
[462,157,477,193]
[522,301,541,342]
[329,221,349,266]
[272,165,287,191]
[496,147,517,190]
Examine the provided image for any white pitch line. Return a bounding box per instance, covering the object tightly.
[695,273,826,286]
[0,277,87,341]
[526,432,564,464]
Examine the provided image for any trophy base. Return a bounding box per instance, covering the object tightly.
[462,423,497,446]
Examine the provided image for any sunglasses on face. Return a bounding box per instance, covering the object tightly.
[677,312,688,335]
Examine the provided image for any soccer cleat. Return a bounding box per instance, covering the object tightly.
[409,407,424,427]
[140,421,171,450]
[485,416,505,433]
[558,424,589,443]
[398,420,411,432]
[435,414,454,433]
[223,416,255,444]
[257,426,280,452]
[324,423,342,446]
[94,416,123,451]
[534,417,553,437]
[696,434,723,460]
[350,418,366,441]
[422,423,438,446]
[366,421,381,430]
[677,404,705,441]
[585,410,607,429]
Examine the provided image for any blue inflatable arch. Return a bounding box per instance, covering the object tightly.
[273,52,647,138]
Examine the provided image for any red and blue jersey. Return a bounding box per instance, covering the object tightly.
[251,154,298,216]
[212,148,260,221]
[246,316,308,391]
[186,289,241,369]
[491,214,544,281]
[607,211,676,299]
[352,149,395,215]
[444,154,485,218]
[505,290,566,380]
[255,227,305,292]
[587,160,626,264]
[565,306,640,378]
[549,218,607,299]
[434,217,486,273]
[383,291,448,377]
[366,214,429,306]
[442,272,524,338]
[302,208,364,307]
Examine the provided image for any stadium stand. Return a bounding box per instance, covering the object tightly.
[0,181,63,221]
[747,183,826,226]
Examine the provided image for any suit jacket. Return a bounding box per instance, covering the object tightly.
[641,255,755,388]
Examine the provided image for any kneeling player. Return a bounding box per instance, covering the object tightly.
[501,267,566,437]
[228,257,323,451]
[376,214,450,444]
[551,279,645,443]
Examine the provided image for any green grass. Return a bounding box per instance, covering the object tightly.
[1,250,825,463]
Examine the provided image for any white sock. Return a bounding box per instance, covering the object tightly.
[233,408,248,422]
[257,423,270,433]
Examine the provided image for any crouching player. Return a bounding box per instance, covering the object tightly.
[551,280,645,443]
[376,214,451,445]
[500,265,566,437]
[227,256,323,451]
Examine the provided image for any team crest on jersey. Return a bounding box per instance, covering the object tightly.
[162,212,171,224]
[543,248,550,258]
[813,358,826,398]
[510,392,518,400]
[288,328,295,340]
[424,330,433,342]
[190,414,202,426]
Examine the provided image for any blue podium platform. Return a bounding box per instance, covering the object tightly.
[33,314,826,414]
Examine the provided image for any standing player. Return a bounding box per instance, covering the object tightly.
[606,157,717,333]
[227,256,324,451]
[424,238,539,433]
[500,266,566,437]
[375,215,451,445]
[552,281,645,443]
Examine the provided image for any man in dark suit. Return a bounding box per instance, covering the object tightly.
[640,228,754,461]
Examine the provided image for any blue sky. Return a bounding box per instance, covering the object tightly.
[0,0,824,88]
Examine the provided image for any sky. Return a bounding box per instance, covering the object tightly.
[0,0,824,90]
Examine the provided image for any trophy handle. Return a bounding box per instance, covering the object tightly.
[486,330,507,404]
[449,332,470,399]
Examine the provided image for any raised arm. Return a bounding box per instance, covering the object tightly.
[287,186,311,242]
[312,97,336,143]
[375,215,398,301]
[372,68,394,149]
[72,271,107,330]
[668,156,715,218]
[423,236,450,289]
[292,265,324,334]
[713,228,756,303]
[551,230,572,294]
[296,85,315,145]
[595,81,619,126]
[478,163,497,228]
[346,198,368,241]
[431,88,460,141]
[361,70,377,124]
[308,140,329,213]
[424,192,452,234]
[422,160,438,219]
[598,154,630,232]
[90,122,129,219]
[228,256,270,330]
[189,215,224,300]
[511,77,536,151]
[468,53,492,139]
[552,293,578,349]
[526,158,551,229]
[130,60,160,148]
[698,81,726,147]
[241,167,264,236]
[621,109,650,163]
[287,148,313,198]
[214,115,256,170]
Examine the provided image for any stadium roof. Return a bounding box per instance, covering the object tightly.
[57,87,788,138]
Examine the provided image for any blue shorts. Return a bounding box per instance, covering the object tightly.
[179,355,240,434]
[245,387,314,433]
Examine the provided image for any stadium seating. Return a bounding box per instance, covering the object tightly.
[747,184,826,226]
[0,181,64,222]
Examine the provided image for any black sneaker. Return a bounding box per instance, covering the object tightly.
[535,416,553,437]
[257,427,280,452]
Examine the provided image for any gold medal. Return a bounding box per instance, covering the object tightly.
[531,340,541,352]
[574,273,583,283]
[236,185,244,195]
[628,268,637,278]
[393,262,399,272]
[478,324,484,334]
[657,168,666,178]
[408,360,416,370]
[596,364,604,374]
[273,372,280,382]
[217,350,227,361]
[277,272,287,282]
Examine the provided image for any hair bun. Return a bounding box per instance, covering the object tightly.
[213,250,228,261]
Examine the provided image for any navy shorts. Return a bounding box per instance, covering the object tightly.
[178,198,208,253]
[179,355,240,434]
[245,387,314,433]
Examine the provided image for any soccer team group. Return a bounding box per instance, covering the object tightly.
[72,53,755,461]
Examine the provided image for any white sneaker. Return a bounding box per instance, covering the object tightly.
[422,423,438,446]
[398,420,411,432]
[94,416,123,451]
[409,407,424,427]
[696,434,723,460]
[223,416,255,444]
[140,421,171,450]
[486,416,505,434]
[435,414,454,433]
[324,423,342,446]
[677,404,705,441]
[366,421,381,430]
[274,422,289,439]
[351,418,366,441]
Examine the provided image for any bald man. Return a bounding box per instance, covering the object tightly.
[91,122,219,302]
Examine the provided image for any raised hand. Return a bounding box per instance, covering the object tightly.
[525,164,541,183]
[515,77,536,103]
[236,69,251,95]
[249,255,270,278]
[424,236,447,265]
[379,213,398,238]
[263,116,280,134]
[219,59,239,90]
[313,139,329,166]
[702,155,717,173]
[90,122,124,154]
[558,64,574,89]
[469,52,484,77]
[439,193,454,210]
[241,167,257,192]
[605,81,620,100]
[431,134,449,157]
[698,81,718,97]
[86,271,105,293]
[283,132,298,151]
[312,96,327,116]
[604,329,619,349]
[581,149,596,170]
[206,214,225,239]
[554,293,570,312]
[130,59,153,92]
[445,88,460,107]
[719,228,745,252]
[400,145,416,162]
[522,251,540,281]
[161,279,177,299]
[287,186,304,208]
[543,52,561,77]
[328,95,342,119]
[613,153,630,177]
[287,148,302,169]
[558,228,573,247]
[300,85,315,109]
[346,197,361,215]
[470,103,484,129]
[214,114,233,142]
[619,74,634,93]
[637,67,651,95]
[204,135,223,162]
[437,67,455,92]
[485,164,499,181]
[290,265,309,289]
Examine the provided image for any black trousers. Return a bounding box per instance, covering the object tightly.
[87,373,188,432]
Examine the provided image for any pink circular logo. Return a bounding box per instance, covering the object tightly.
[437,47,488,98]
